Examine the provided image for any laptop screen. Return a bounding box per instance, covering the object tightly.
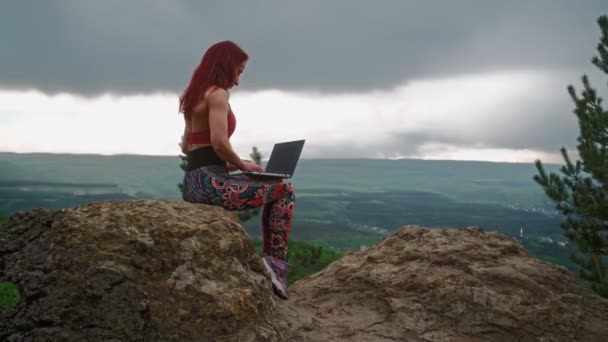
[265,140,305,176]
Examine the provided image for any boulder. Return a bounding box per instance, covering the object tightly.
[281,226,608,341]
[0,200,281,341]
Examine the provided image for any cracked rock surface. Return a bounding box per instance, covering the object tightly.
[1,200,278,341]
[279,226,608,341]
[2,200,608,341]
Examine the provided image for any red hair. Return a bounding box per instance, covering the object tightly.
[179,40,249,114]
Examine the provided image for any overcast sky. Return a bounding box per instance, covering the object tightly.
[1,1,606,163]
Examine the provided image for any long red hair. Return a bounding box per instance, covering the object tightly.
[179,40,249,114]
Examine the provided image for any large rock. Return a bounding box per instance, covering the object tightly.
[0,200,281,341]
[281,226,608,341]
[2,200,608,341]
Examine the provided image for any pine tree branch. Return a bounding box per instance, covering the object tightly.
[533,15,608,298]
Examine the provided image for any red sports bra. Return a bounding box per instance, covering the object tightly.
[185,109,236,145]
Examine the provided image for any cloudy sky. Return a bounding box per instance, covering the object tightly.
[1,1,606,163]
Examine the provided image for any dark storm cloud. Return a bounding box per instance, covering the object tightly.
[0,0,605,95]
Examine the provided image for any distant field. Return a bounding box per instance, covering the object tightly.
[0,152,564,239]
[0,152,561,208]
[1,152,574,271]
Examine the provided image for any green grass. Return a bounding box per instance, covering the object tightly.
[0,281,20,310]
[252,238,343,285]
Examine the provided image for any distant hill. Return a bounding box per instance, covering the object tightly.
[0,152,561,208]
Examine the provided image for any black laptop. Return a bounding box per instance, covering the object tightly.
[234,139,305,178]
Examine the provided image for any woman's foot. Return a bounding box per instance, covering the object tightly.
[262,255,290,299]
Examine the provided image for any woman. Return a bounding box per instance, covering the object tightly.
[179,41,294,300]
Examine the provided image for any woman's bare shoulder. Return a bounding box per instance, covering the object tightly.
[205,86,229,103]
[192,86,228,114]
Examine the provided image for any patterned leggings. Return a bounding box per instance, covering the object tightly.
[182,165,295,261]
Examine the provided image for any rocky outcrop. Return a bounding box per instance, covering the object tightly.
[281,226,608,341]
[1,200,608,341]
[0,200,280,341]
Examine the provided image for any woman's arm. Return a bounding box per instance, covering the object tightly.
[226,163,239,171]
[207,89,247,170]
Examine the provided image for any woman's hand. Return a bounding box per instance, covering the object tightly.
[227,160,263,172]
[241,160,265,173]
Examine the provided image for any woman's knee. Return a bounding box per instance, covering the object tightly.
[282,180,295,193]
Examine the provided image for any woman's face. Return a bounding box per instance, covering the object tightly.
[230,60,247,88]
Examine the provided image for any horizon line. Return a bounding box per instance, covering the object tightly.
[0,150,563,166]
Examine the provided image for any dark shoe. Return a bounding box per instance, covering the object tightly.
[262,255,290,299]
